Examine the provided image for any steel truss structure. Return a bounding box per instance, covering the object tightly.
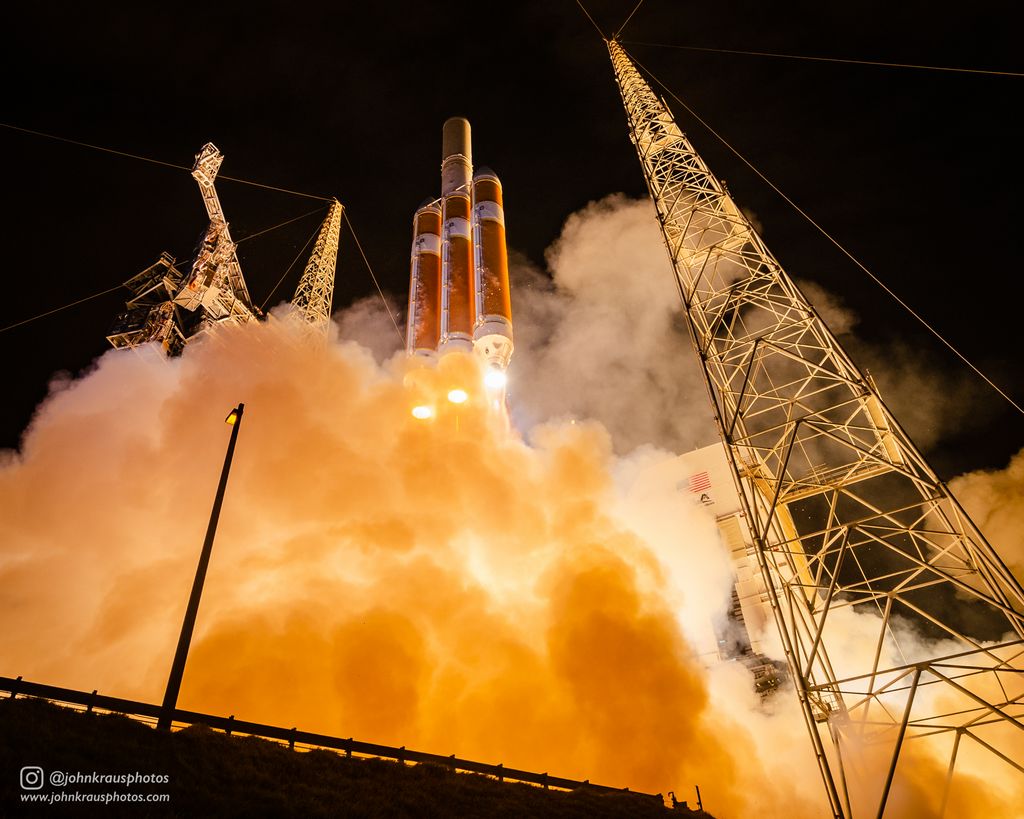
[107,252,188,355]
[291,199,343,337]
[608,40,1024,817]
[173,143,258,333]
[109,143,258,353]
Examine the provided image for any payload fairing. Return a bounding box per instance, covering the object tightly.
[406,118,513,374]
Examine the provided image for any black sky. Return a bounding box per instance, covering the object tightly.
[3,1,1022,476]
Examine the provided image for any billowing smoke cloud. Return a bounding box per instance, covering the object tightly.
[333,293,404,364]
[951,447,1024,578]
[508,195,716,454]
[1,194,1019,817]
[0,318,808,816]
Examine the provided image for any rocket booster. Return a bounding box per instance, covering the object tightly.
[472,168,513,369]
[440,118,474,354]
[406,202,442,356]
[406,118,513,371]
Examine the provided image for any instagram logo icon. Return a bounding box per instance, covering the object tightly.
[20,766,44,790]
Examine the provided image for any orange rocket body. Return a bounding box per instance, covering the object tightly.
[405,118,514,415]
[441,190,474,352]
[471,169,513,369]
[406,204,442,356]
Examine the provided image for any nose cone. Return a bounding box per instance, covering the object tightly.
[442,117,472,163]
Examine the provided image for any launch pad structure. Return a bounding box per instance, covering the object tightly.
[607,39,1024,818]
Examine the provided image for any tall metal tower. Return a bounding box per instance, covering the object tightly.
[608,40,1024,817]
[173,143,258,334]
[291,199,343,337]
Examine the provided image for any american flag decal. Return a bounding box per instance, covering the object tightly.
[688,471,711,492]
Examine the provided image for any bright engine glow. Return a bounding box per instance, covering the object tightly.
[411,405,433,419]
[447,389,468,404]
[484,369,507,390]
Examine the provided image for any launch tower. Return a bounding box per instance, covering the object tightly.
[608,39,1024,817]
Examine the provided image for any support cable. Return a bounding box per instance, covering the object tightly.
[259,221,324,310]
[621,41,1024,79]
[236,205,329,245]
[0,122,333,201]
[1,205,329,335]
[621,44,1024,417]
[0,286,124,334]
[342,212,405,346]
[613,0,645,41]
[574,0,606,40]
[219,174,331,201]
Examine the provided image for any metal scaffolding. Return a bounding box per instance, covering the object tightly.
[172,143,258,334]
[609,39,1024,817]
[291,199,343,338]
[109,143,258,354]
[107,252,188,355]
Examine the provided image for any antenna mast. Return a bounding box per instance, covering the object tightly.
[608,40,1024,817]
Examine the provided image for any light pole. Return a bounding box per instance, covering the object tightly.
[158,403,245,732]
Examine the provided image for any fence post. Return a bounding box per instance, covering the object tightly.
[497,763,503,783]
[10,676,22,699]
[87,690,98,714]
[542,773,548,790]
[289,728,297,751]
[226,715,234,736]
[448,754,456,770]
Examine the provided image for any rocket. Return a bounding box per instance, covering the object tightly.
[406,118,514,376]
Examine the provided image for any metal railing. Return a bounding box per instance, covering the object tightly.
[1,675,664,804]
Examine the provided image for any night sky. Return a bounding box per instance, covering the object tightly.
[3,1,1021,476]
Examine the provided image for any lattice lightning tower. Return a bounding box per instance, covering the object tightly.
[292,199,343,337]
[608,40,1024,817]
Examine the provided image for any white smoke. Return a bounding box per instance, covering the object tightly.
[508,195,717,454]
[332,293,404,364]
